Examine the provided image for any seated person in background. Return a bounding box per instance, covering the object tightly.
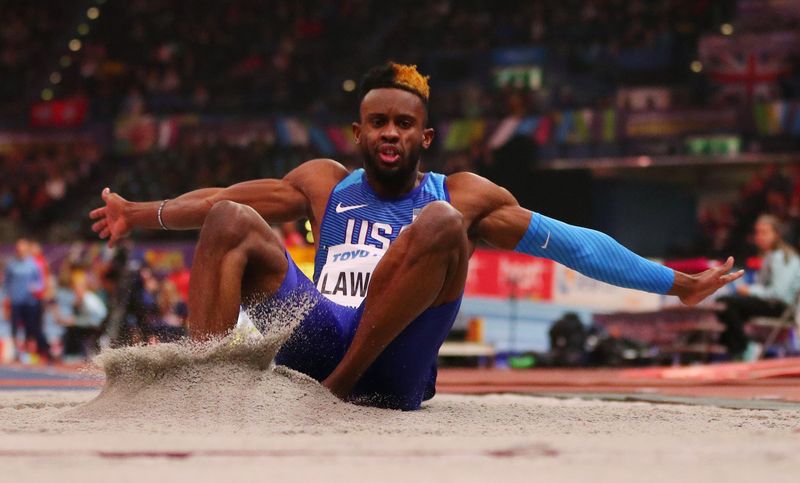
[717,214,800,358]
[149,280,187,343]
[54,268,108,361]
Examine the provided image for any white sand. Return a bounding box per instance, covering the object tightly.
[1,306,799,482]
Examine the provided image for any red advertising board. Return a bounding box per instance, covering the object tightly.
[465,249,554,300]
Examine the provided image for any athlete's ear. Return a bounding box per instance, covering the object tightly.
[352,122,362,144]
[422,127,434,150]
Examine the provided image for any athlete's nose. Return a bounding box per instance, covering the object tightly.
[380,122,400,142]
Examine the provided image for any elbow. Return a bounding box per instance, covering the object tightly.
[203,196,219,212]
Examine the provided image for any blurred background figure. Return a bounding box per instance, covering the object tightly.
[716,215,800,358]
[150,280,187,343]
[3,238,51,362]
[53,263,107,362]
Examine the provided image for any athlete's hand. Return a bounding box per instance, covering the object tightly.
[89,187,132,247]
[672,257,744,306]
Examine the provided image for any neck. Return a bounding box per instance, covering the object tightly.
[363,168,423,199]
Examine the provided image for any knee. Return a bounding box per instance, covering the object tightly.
[201,200,276,248]
[410,201,465,251]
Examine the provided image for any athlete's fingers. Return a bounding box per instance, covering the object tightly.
[99,227,110,239]
[726,256,734,269]
[89,206,106,219]
[721,269,745,284]
[91,219,107,233]
[101,187,111,201]
[717,256,734,273]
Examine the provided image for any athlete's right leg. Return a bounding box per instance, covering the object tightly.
[187,200,288,339]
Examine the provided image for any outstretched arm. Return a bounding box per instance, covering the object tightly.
[449,173,743,306]
[89,158,336,246]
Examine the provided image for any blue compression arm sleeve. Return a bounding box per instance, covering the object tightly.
[515,213,675,294]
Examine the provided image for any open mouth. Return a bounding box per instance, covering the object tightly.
[378,145,400,163]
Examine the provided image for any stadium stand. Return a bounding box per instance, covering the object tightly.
[2,0,800,362]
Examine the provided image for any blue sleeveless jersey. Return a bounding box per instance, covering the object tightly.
[313,168,450,307]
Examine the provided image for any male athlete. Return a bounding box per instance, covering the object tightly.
[90,63,743,410]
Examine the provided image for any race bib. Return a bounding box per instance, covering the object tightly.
[316,244,385,307]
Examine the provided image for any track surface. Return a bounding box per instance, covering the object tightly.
[4,358,800,405]
[2,360,800,482]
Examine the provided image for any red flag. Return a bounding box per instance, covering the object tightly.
[30,96,88,128]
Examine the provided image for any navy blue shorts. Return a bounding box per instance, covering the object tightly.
[245,253,461,410]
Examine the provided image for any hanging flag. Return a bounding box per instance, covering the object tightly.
[325,125,355,154]
[443,119,486,151]
[754,103,770,134]
[284,117,309,146]
[30,97,88,128]
[466,119,485,145]
[533,115,552,145]
[274,118,291,146]
[489,116,522,150]
[570,109,591,144]
[308,125,335,156]
[791,103,800,135]
[699,32,798,103]
[602,109,616,142]
[555,111,573,144]
[514,116,539,136]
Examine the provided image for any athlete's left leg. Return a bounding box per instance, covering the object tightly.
[322,200,469,399]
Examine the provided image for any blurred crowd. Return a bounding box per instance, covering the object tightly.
[1,1,800,366]
[44,0,737,119]
[0,140,102,229]
[698,164,800,262]
[1,238,190,363]
[0,224,311,364]
[0,0,797,245]
[107,142,316,203]
[0,1,75,117]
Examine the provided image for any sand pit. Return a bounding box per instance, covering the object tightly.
[1,319,799,482]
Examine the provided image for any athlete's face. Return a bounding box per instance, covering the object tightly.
[353,88,434,189]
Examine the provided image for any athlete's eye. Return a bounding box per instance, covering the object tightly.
[398,119,413,129]
[371,118,386,128]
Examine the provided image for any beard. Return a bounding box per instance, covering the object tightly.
[360,143,422,189]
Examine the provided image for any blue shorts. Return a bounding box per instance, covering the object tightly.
[245,253,461,411]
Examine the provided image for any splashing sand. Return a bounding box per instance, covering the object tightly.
[1,292,799,482]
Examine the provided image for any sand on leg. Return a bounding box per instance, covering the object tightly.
[323,201,470,398]
[187,200,289,338]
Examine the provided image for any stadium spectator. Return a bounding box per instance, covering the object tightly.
[3,238,51,361]
[29,241,51,301]
[149,280,187,343]
[167,259,191,304]
[716,215,800,358]
[53,265,108,361]
[0,140,102,230]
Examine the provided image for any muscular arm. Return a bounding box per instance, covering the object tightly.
[148,179,308,230]
[448,172,743,305]
[90,158,346,244]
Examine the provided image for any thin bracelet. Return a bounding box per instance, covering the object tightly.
[157,199,170,230]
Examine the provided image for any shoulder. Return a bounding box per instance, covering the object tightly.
[284,158,350,191]
[290,158,350,180]
[445,171,519,226]
[445,171,488,190]
[446,171,516,207]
